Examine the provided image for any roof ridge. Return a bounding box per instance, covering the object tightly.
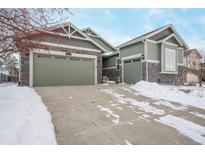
[117,24,172,48]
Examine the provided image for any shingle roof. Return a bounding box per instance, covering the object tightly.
[117,24,189,49]
[184,49,202,58]
[82,27,116,52]
[117,24,169,48]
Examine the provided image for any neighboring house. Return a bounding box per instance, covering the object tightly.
[107,24,189,84]
[0,65,19,82]
[183,49,202,85]
[201,63,205,81]
[20,22,108,87]
[0,65,10,82]
[81,27,118,81]
[184,49,202,70]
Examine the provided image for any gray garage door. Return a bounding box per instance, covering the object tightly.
[123,58,141,84]
[33,53,95,87]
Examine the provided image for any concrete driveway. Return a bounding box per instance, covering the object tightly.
[35,84,205,144]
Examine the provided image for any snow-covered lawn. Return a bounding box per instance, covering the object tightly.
[131,81,205,110]
[0,83,56,144]
[156,115,205,144]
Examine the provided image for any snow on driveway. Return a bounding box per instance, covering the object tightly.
[153,100,186,111]
[155,115,205,144]
[101,89,165,115]
[101,83,205,144]
[96,105,120,124]
[131,81,205,110]
[190,112,205,120]
[0,83,56,144]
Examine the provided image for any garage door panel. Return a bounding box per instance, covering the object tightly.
[33,53,95,86]
[123,58,141,84]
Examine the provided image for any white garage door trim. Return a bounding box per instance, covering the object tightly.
[29,49,97,87]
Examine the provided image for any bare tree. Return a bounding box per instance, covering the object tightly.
[0,8,72,59]
[4,55,18,77]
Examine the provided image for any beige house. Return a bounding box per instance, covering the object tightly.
[184,49,202,70]
[184,49,202,85]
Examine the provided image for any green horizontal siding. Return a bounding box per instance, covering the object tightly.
[44,37,99,50]
[32,35,100,50]
[103,55,118,68]
[120,42,144,58]
[147,42,161,61]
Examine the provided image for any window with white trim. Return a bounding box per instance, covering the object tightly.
[164,48,176,72]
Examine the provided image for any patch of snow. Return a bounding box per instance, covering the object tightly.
[131,81,205,110]
[134,93,140,96]
[139,115,150,122]
[190,112,205,120]
[0,83,56,144]
[135,111,144,114]
[153,100,186,111]
[101,89,163,114]
[179,86,205,98]
[127,121,133,125]
[128,99,165,115]
[107,80,116,84]
[111,103,117,107]
[120,87,133,93]
[155,114,205,144]
[116,106,124,110]
[142,114,150,118]
[100,83,109,86]
[101,89,165,115]
[69,96,73,99]
[125,139,132,145]
[96,105,120,124]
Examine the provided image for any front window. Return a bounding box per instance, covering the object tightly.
[164,48,176,72]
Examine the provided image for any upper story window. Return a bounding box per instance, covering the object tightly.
[164,48,176,72]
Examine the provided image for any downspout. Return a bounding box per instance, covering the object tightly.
[143,39,148,81]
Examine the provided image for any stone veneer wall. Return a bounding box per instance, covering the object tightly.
[148,62,184,84]
[20,52,30,86]
[20,46,102,86]
[102,68,119,81]
[141,62,147,81]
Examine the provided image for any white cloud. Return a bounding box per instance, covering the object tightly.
[198,16,205,24]
[187,39,205,51]
[105,34,133,46]
[103,9,116,20]
[148,9,165,17]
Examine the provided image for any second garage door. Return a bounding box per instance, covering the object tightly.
[123,58,141,84]
[33,53,95,87]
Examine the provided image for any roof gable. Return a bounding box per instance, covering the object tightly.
[118,24,189,49]
[149,27,173,41]
[82,27,116,52]
[184,49,202,58]
[166,36,182,46]
[50,22,107,52]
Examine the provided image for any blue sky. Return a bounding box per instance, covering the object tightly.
[67,8,205,52]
